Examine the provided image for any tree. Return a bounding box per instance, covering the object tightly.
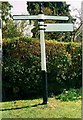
[1,2,21,39]
[2,19,21,39]
[15,20,34,37]
[27,2,74,41]
[1,2,12,22]
[72,9,82,42]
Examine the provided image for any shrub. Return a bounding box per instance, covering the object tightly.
[64,42,82,88]
[56,88,82,101]
[2,37,82,100]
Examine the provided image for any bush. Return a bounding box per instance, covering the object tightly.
[2,37,82,100]
[46,41,82,95]
[56,88,82,101]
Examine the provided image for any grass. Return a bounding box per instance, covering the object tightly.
[0,98,81,118]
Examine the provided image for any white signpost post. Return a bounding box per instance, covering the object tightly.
[13,3,73,104]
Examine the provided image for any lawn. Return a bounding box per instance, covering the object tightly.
[0,98,81,118]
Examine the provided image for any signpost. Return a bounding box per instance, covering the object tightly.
[13,2,73,104]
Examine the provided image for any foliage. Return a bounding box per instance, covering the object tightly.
[3,37,41,100]
[2,37,82,100]
[27,2,71,16]
[72,9,82,42]
[27,2,74,41]
[1,2,12,21]
[1,2,21,39]
[2,19,21,39]
[56,88,82,101]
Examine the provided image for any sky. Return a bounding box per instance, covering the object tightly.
[9,0,82,16]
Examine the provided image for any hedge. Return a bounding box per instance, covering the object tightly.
[2,37,82,100]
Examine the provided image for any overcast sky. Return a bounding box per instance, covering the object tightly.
[9,0,81,16]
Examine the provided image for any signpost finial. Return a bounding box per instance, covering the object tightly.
[39,2,43,14]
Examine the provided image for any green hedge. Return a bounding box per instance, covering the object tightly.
[2,37,82,100]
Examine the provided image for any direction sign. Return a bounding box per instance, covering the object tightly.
[13,14,69,20]
[44,15,68,20]
[45,23,73,32]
